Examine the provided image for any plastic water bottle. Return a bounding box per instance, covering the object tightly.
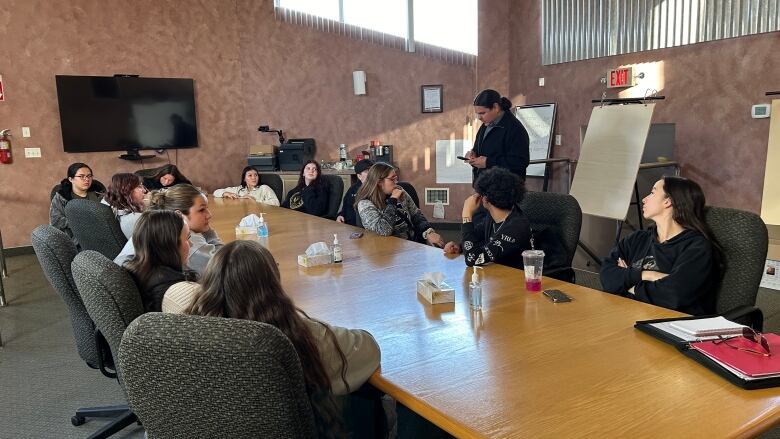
[257,213,269,238]
[469,266,482,310]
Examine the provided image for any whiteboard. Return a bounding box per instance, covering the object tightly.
[570,104,655,220]
[514,103,556,177]
[760,99,780,226]
[435,139,472,183]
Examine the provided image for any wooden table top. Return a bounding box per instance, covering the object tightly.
[208,197,780,439]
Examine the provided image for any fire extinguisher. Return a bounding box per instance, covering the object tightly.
[0,129,12,164]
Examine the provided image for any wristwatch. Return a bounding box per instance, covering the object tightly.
[422,228,435,240]
[462,217,472,223]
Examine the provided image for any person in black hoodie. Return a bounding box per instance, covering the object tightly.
[465,89,530,184]
[600,176,719,315]
[50,162,105,247]
[443,167,532,270]
[282,160,330,217]
[125,210,197,312]
[336,159,373,226]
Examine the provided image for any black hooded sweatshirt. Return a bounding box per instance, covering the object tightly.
[600,227,717,316]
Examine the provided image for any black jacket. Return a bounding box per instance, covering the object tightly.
[472,111,530,183]
[135,265,197,313]
[339,181,362,226]
[600,228,717,316]
[461,206,532,270]
[282,182,330,217]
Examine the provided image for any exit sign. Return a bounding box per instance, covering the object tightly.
[608,67,634,88]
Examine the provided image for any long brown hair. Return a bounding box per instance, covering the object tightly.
[104,173,144,213]
[293,160,327,192]
[355,162,394,210]
[185,241,348,437]
[125,210,185,289]
[149,164,190,186]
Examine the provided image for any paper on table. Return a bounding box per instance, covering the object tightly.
[648,321,721,342]
[669,316,745,337]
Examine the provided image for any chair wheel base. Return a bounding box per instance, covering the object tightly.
[72,415,86,426]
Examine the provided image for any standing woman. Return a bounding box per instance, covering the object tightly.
[600,176,719,315]
[102,173,147,239]
[356,163,444,247]
[50,162,105,245]
[142,164,191,190]
[114,184,222,275]
[213,166,279,205]
[281,160,330,217]
[186,240,380,438]
[125,210,197,312]
[465,89,530,184]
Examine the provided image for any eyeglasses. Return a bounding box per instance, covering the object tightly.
[714,327,771,357]
[73,174,93,180]
[384,176,399,183]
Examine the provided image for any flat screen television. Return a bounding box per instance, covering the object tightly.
[55,75,198,156]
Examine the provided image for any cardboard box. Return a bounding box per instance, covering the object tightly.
[417,279,455,304]
[249,144,277,156]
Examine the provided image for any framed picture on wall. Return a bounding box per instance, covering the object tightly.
[421,85,443,113]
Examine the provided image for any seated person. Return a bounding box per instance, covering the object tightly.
[281,160,330,217]
[356,163,443,247]
[50,162,105,247]
[337,159,374,226]
[213,166,279,205]
[186,240,381,436]
[114,184,223,275]
[600,176,718,315]
[101,172,147,239]
[142,164,191,190]
[125,210,197,312]
[443,167,531,270]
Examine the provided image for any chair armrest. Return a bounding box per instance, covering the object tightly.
[94,328,118,379]
[722,305,764,332]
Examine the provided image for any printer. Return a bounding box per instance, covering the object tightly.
[278,138,316,171]
[247,144,278,171]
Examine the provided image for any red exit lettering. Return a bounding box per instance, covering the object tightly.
[608,67,633,88]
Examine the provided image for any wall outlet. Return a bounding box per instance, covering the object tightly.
[555,134,562,146]
[22,126,31,137]
[538,77,545,87]
[24,147,41,158]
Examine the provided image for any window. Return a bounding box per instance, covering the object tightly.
[543,0,780,65]
[275,0,478,61]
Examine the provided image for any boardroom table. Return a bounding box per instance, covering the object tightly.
[208,197,780,438]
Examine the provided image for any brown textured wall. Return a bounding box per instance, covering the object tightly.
[0,0,478,247]
[508,1,779,209]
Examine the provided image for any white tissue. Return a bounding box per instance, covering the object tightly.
[306,242,331,257]
[239,214,262,227]
[423,272,445,288]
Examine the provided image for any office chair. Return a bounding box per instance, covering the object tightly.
[397,181,420,208]
[322,175,344,220]
[31,225,136,438]
[706,207,768,330]
[257,172,284,203]
[118,313,318,438]
[64,199,127,260]
[519,192,582,282]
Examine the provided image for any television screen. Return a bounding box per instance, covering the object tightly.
[55,75,198,153]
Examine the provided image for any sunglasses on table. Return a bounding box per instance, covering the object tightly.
[713,327,771,357]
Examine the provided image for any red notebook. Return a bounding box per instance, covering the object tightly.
[691,333,780,378]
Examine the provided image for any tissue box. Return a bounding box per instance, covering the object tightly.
[235,226,258,235]
[416,279,455,304]
[298,253,333,267]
